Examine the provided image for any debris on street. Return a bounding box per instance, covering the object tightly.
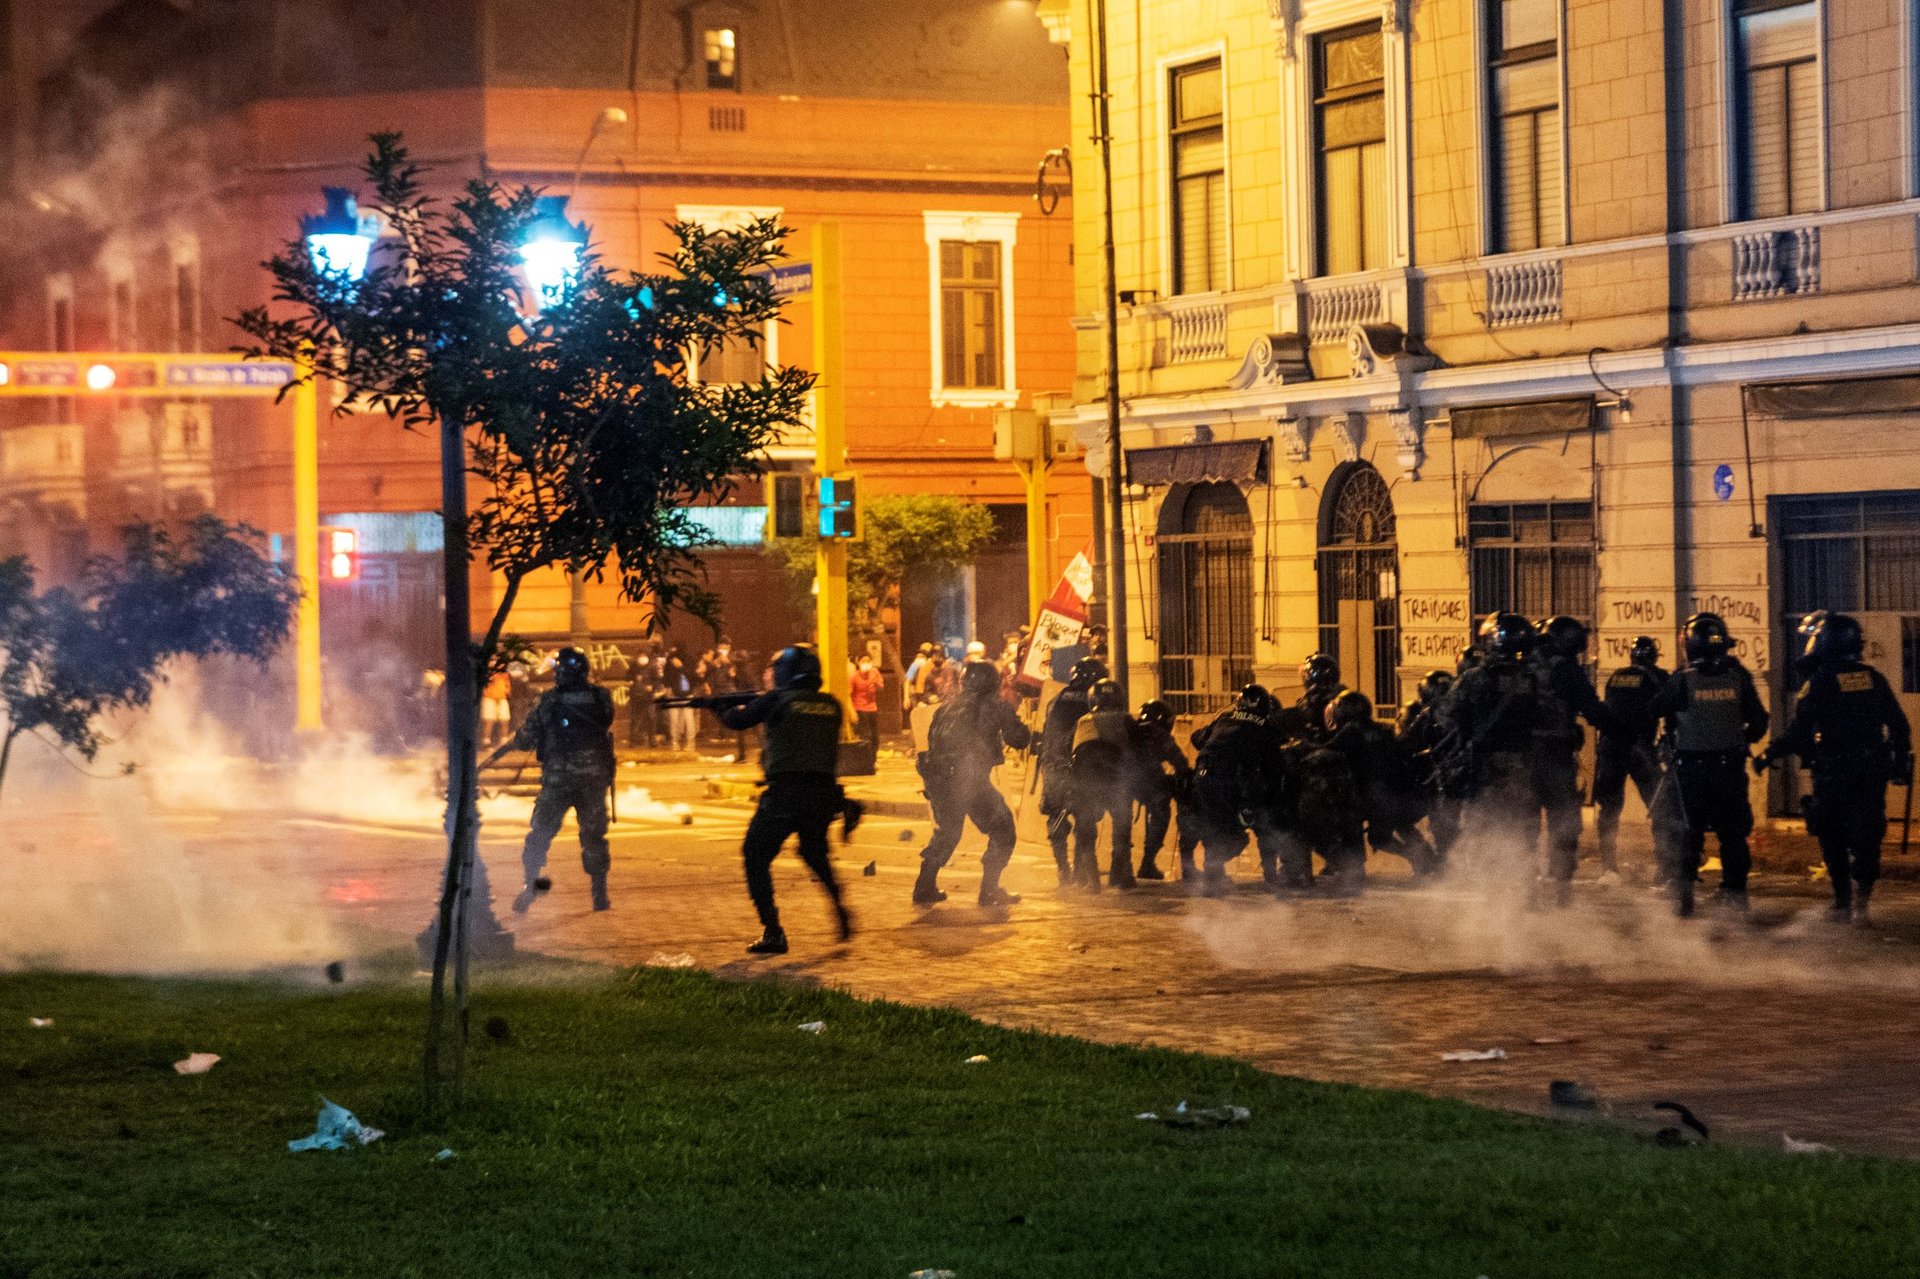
[1783,1134,1834,1154]
[1440,1048,1506,1062]
[862,861,877,876]
[1159,1100,1251,1129]
[1548,1080,1599,1109]
[173,1053,221,1076]
[647,952,697,969]
[287,1098,384,1152]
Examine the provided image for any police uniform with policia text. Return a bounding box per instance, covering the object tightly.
[1759,613,1912,926]
[511,647,617,913]
[710,645,855,955]
[913,661,1031,908]
[1591,636,1669,876]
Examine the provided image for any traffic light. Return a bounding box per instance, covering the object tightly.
[322,526,359,581]
[817,474,861,540]
[766,472,806,540]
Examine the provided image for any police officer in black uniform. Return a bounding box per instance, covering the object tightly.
[1758,613,1912,926]
[1398,669,1458,862]
[1070,678,1137,890]
[510,646,617,913]
[1652,613,1769,917]
[912,660,1031,908]
[1038,656,1106,888]
[1131,699,1195,881]
[1591,635,1669,877]
[709,645,854,954]
[1188,684,1285,895]
[1272,653,1345,746]
[1531,615,1616,896]
[1434,613,1548,866]
[1327,689,1439,879]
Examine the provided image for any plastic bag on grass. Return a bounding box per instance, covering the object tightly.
[288,1098,384,1152]
[173,1053,221,1076]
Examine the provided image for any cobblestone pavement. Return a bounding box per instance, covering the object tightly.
[11,755,1920,1158]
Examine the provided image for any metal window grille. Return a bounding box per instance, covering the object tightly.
[1317,464,1400,707]
[1156,482,1255,718]
[1467,500,1595,626]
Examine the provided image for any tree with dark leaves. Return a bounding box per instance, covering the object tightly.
[233,134,814,1105]
[0,518,297,801]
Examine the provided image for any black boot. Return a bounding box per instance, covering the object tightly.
[1051,843,1072,889]
[833,901,854,942]
[1109,855,1137,890]
[912,862,947,906]
[747,925,789,955]
[1676,880,1696,918]
[1137,853,1165,881]
[978,860,1019,908]
[589,875,610,912]
[1852,882,1875,929]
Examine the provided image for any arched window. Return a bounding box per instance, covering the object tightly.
[1157,481,1254,716]
[1316,462,1400,707]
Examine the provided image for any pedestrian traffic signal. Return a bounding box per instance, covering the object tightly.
[817,474,861,540]
[322,526,359,581]
[766,472,806,540]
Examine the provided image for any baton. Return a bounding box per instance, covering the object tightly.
[609,781,619,826]
[1903,757,1915,857]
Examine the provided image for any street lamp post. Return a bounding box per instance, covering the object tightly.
[1091,0,1129,699]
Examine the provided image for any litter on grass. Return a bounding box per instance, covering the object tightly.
[28,1017,52,1028]
[173,1053,221,1076]
[1783,1134,1834,1154]
[1135,1112,1158,1121]
[287,1098,384,1152]
[1160,1102,1251,1130]
[907,1271,957,1279]
[1440,1048,1506,1062]
[798,1021,826,1034]
[434,1148,456,1162]
[964,1054,990,1065]
[647,952,697,969]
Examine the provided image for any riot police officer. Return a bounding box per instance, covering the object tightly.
[913,660,1031,908]
[1652,613,1769,917]
[1434,614,1554,883]
[1070,678,1137,890]
[1038,656,1107,887]
[1592,635,1669,877]
[1272,652,1345,745]
[510,647,616,913]
[711,645,854,954]
[1328,689,1438,880]
[1131,699,1195,881]
[1531,615,1616,894]
[1758,613,1912,926]
[1188,684,1286,895]
[1398,669,1458,862]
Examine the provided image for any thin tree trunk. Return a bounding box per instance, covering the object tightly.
[0,727,16,806]
[425,405,481,1109]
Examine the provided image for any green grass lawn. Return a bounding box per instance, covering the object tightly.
[2,964,1918,1279]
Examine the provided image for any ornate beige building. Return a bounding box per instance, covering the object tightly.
[1044,0,1920,813]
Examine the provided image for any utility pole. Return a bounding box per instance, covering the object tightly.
[290,352,323,732]
[812,221,851,712]
[1092,0,1128,698]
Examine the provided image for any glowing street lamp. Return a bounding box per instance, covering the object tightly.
[301,187,378,282]
[519,195,588,310]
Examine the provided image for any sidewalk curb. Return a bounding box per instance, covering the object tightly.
[702,777,930,821]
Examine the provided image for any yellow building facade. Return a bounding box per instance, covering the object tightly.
[1046,0,1920,814]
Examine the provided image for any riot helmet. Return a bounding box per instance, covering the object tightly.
[1417,669,1453,704]
[1682,612,1733,665]
[1066,656,1109,691]
[1629,635,1660,667]
[553,647,590,688]
[1477,612,1536,661]
[1137,699,1175,731]
[1805,612,1866,668]
[1540,615,1590,660]
[1236,683,1275,718]
[1325,689,1373,732]
[1301,652,1342,696]
[961,660,1002,696]
[1089,678,1125,711]
[1455,646,1484,675]
[772,644,824,690]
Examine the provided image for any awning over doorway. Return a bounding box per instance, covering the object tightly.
[1744,374,1920,418]
[1128,439,1266,486]
[1449,397,1594,439]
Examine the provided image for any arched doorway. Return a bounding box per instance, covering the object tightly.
[1316,462,1400,708]
[1157,481,1255,716]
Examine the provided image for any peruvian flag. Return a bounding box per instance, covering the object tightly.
[1016,543,1096,692]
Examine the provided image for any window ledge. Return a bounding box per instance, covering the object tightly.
[931,388,1019,409]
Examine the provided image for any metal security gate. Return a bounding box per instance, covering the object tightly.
[1774,491,1920,817]
[1157,482,1255,717]
[1317,463,1400,709]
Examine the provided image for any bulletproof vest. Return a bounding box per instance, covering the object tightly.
[762,689,843,777]
[1197,709,1270,771]
[1532,656,1583,744]
[1671,666,1747,753]
[544,687,612,758]
[1041,690,1091,762]
[1810,662,1895,762]
[1071,709,1132,763]
[1603,664,1662,738]
[927,694,1005,776]
[1473,659,1544,750]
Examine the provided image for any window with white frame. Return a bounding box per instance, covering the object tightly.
[1170,58,1226,295]
[922,211,1018,406]
[1734,0,1821,219]
[1489,0,1564,252]
[1315,25,1388,275]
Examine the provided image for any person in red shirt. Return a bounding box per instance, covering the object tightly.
[850,655,884,757]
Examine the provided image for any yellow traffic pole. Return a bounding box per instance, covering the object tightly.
[811,221,851,714]
[1023,458,1050,615]
[291,350,323,733]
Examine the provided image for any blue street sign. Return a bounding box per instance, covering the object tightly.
[1713,463,1735,502]
[764,262,813,300]
[164,361,297,389]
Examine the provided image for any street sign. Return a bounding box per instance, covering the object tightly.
[0,352,296,397]
[165,360,296,390]
[763,262,813,300]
